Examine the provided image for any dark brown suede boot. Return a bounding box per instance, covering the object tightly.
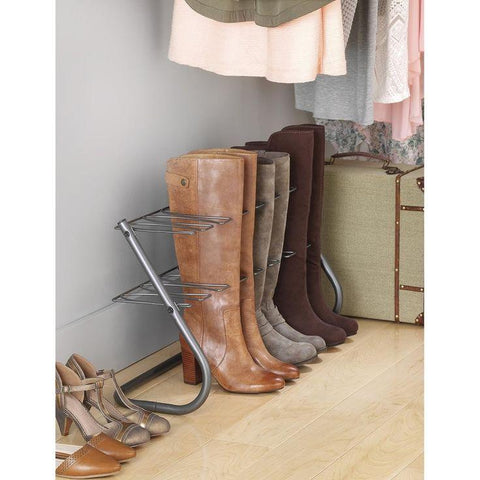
[283,125,359,336]
[242,132,346,346]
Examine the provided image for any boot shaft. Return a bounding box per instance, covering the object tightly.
[189,148,258,303]
[166,153,245,354]
[283,124,326,267]
[182,149,299,380]
[262,152,290,304]
[252,158,275,308]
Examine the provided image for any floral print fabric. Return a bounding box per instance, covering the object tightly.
[316,112,424,165]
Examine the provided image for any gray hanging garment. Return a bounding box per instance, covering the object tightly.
[294,0,379,125]
[341,0,358,44]
[184,0,336,27]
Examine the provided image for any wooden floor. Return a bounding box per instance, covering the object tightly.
[56,320,424,479]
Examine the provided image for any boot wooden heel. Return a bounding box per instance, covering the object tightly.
[180,336,202,385]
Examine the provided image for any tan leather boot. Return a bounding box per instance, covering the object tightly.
[192,148,300,380]
[166,153,285,393]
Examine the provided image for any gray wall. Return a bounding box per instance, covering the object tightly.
[56,0,311,370]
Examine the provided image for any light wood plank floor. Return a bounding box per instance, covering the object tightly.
[56,320,424,479]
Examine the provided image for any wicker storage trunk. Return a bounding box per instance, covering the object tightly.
[320,153,424,325]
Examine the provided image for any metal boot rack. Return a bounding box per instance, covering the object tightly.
[112,207,233,415]
[111,191,343,416]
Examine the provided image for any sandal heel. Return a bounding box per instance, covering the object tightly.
[180,336,202,385]
[56,408,73,436]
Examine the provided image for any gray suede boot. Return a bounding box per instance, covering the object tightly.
[253,153,317,364]
[263,299,326,353]
[257,310,317,365]
[260,152,327,353]
[253,157,275,310]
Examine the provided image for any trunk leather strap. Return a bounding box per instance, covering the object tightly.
[165,172,189,188]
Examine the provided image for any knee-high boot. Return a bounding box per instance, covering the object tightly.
[251,153,317,365]
[191,148,300,379]
[245,131,346,346]
[166,153,285,393]
[283,124,358,336]
[259,151,327,353]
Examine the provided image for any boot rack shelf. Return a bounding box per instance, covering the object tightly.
[112,187,343,415]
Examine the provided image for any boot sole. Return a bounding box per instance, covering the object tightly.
[294,354,319,365]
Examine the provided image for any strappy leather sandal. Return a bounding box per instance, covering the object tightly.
[56,362,150,447]
[67,354,170,437]
[55,443,120,478]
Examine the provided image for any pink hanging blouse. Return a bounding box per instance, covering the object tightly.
[374,0,424,141]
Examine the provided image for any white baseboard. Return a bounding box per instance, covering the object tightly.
[56,301,180,372]
[115,340,181,385]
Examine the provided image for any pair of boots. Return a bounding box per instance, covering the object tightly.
[247,151,326,364]
[240,124,358,346]
[166,149,302,394]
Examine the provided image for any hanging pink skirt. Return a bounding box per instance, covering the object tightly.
[168,0,346,84]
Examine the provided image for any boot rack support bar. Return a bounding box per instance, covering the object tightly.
[320,253,343,313]
[115,219,211,415]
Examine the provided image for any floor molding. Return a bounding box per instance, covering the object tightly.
[114,340,181,386]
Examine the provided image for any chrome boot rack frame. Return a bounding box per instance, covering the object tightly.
[111,208,232,415]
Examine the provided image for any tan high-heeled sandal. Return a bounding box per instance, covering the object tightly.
[67,354,170,437]
[55,443,120,478]
[56,362,150,447]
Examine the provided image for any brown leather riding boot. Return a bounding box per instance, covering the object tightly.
[242,132,346,346]
[283,124,359,336]
[166,153,285,393]
[191,148,299,380]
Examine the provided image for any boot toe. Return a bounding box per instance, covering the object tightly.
[305,335,327,353]
[324,325,347,346]
[293,342,318,364]
[251,371,285,393]
[265,374,285,392]
[239,370,285,393]
[279,339,317,365]
[278,363,300,380]
[342,317,359,336]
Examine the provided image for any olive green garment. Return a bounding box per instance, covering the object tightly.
[184,0,336,27]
